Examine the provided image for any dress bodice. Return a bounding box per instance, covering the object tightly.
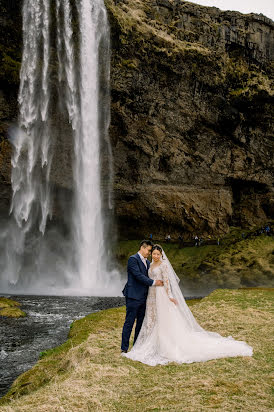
[148,262,173,298]
[148,264,163,280]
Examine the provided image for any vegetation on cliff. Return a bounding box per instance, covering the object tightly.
[105,0,274,236]
[115,226,274,291]
[0,288,273,411]
[0,0,22,91]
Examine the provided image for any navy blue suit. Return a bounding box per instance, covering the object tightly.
[121,253,153,351]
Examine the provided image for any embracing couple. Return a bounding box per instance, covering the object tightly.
[121,240,253,366]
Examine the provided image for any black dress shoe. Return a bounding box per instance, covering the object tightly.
[121,350,128,353]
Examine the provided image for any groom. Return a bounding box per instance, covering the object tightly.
[121,240,163,353]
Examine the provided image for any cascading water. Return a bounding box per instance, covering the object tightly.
[0,0,121,295]
[3,0,52,287]
[74,0,107,290]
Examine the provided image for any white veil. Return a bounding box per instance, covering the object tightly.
[160,249,213,335]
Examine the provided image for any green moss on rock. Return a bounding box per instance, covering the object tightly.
[0,297,20,308]
[0,297,26,318]
[0,51,21,86]
[0,307,26,318]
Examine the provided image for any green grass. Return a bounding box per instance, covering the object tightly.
[0,288,273,411]
[114,228,274,292]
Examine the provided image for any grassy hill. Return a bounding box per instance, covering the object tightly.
[0,288,273,411]
[115,228,274,294]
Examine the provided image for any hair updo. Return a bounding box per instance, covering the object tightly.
[152,244,163,255]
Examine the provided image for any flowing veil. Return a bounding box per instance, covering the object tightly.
[160,249,224,337]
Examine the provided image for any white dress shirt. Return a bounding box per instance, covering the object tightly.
[138,252,155,286]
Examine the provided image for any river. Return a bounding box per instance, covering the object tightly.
[0,295,125,398]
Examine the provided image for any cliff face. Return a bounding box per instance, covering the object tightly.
[0,0,273,238]
[0,0,22,214]
[106,0,274,238]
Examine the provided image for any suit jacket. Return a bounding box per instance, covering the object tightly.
[122,253,153,301]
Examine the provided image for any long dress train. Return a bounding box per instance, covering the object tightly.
[123,261,253,366]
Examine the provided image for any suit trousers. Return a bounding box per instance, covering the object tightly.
[121,297,147,351]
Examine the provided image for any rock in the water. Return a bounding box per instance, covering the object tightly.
[0,297,26,317]
[0,307,26,318]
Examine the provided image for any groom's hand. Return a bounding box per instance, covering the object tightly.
[155,280,164,286]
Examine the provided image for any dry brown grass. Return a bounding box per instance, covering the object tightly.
[0,289,273,411]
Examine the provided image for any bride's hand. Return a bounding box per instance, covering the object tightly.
[170,298,178,305]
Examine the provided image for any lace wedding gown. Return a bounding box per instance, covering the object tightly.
[123,261,253,366]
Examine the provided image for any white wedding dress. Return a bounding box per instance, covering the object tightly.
[123,252,253,366]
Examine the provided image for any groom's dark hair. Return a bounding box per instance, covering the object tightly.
[139,239,154,249]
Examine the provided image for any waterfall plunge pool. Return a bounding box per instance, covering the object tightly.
[0,295,125,398]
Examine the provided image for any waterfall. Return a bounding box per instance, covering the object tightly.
[0,0,121,295]
[3,0,52,286]
[74,0,107,289]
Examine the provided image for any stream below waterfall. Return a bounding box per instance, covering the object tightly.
[0,295,125,398]
[0,293,204,399]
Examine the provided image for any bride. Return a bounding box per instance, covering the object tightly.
[122,244,253,366]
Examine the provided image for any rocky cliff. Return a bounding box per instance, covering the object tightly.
[106,0,274,238]
[0,0,273,239]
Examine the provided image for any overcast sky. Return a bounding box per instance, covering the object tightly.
[189,0,274,21]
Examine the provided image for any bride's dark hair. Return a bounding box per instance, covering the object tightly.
[152,244,163,255]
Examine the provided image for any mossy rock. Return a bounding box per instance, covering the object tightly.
[0,307,26,318]
[0,297,26,317]
[0,297,20,308]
